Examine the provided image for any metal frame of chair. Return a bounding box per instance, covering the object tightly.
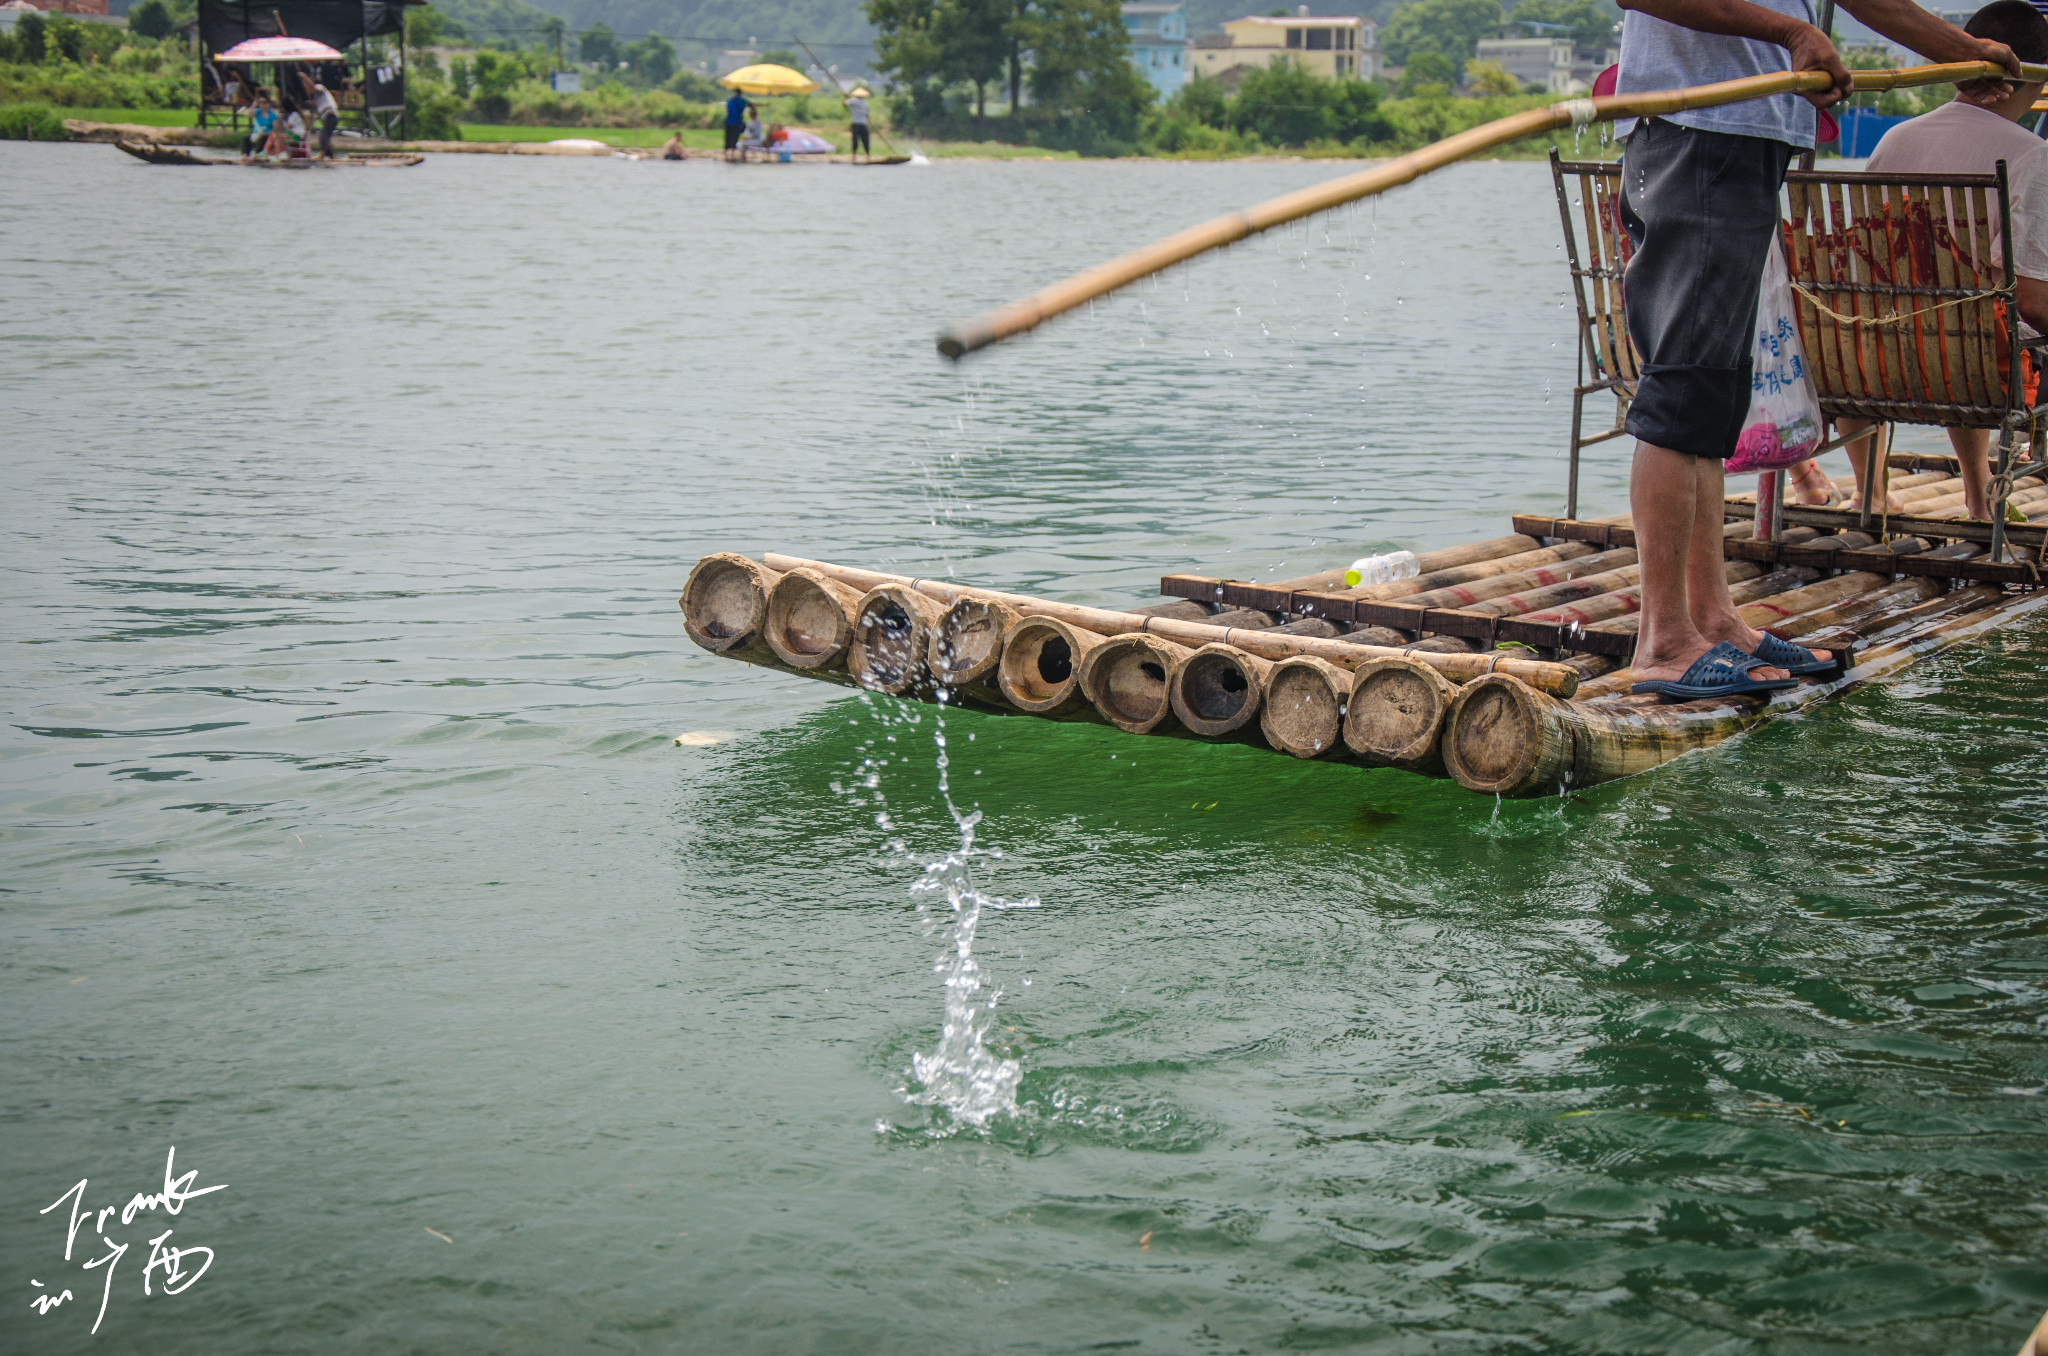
[1549,150,1641,523]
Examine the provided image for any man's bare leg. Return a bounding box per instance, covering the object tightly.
[1951,426,1992,518]
[1838,418,1901,512]
[1630,442,1787,681]
[1681,454,1824,667]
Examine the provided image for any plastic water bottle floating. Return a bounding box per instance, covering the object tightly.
[1343,550,1420,588]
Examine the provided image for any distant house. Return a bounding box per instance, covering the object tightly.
[716,49,758,76]
[1473,35,1618,93]
[1123,2,1190,98]
[1190,8,1377,84]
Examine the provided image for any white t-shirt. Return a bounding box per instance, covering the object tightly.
[1865,99,2048,282]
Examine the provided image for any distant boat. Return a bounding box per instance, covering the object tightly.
[114,139,423,168]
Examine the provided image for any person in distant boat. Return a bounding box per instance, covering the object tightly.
[283,106,308,156]
[741,106,765,155]
[723,88,748,159]
[1610,0,2015,702]
[239,92,278,162]
[847,86,872,160]
[1827,0,2048,521]
[299,71,341,159]
[661,131,686,160]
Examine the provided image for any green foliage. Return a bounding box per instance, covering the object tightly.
[451,74,728,128]
[624,34,676,85]
[1229,61,1388,145]
[128,1,175,42]
[13,12,45,64]
[1506,0,1619,49]
[0,101,65,138]
[1464,58,1519,95]
[1018,0,1151,138]
[407,79,466,139]
[579,23,618,68]
[1397,50,1456,96]
[428,0,561,51]
[1381,0,1504,67]
[757,48,805,69]
[667,69,723,101]
[450,56,472,97]
[1841,44,1938,114]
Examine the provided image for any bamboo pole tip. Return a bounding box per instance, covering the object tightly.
[848,584,942,696]
[1343,656,1456,768]
[1442,673,1550,795]
[1260,655,1350,759]
[931,596,1019,689]
[681,553,780,655]
[1169,642,1268,738]
[997,615,1098,713]
[1078,632,1183,734]
[764,567,859,670]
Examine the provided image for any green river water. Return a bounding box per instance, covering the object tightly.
[3,141,2045,1355]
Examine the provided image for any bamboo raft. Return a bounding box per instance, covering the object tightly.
[681,457,2048,797]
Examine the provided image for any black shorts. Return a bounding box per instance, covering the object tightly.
[1620,118,1796,459]
[723,123,742,150]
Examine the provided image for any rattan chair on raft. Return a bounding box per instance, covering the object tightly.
[1552,151,2044,562]
[1783,163,2041,559]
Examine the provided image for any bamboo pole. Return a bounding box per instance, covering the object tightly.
[1260,655,1353,758]
[764,566,867,671]
[1078,632,1193,734]
[1443,584,2048,796]
[681,552,785,665]
[848,584,947,696]
[997,615,1107,716]
[1385,545,1634,611]
[1343,656,1462,771]
[1253,534,1545,595]
[936,61,2046,359]
[929,595,1023,697]
[1170,643,1273,738]
[759,553,1582,695]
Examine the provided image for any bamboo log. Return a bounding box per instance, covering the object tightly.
[1078,632,1193,734]
[1443,584,2048,796]
[681,552,784,665]
[937,61,2045,359]
[848,584,948,696]
[1253,534,1544,595]
[997,615,1107,716]
[764,566,866,671]
[1773,576,1943,642]
[1389,546,1634,611]
[1343,656,1461,771]
[1259,655,1353,759]
[930,595,1023,696]
[760,553,1581,695]
[1170,643,1273,738]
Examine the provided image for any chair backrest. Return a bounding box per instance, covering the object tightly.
[1783,167,2022,430]
[1549,152,1637,392]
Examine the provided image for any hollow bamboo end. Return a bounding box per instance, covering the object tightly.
[931,597,1021,691]
[997,616,1102,715]
[1169,643,1270,738]
[765,567,861,670]
[848,584,943,696]
[1343,657,1457,769]
[1259,656,1350,759]
[1443,674,1556,796]
[1078,633,1186,734]
[681,553,781,658]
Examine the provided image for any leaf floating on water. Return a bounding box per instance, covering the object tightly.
[424,1227,452,1244]
[1138,1231,1152,1252]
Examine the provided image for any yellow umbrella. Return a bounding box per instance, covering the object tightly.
[717,63,819,96]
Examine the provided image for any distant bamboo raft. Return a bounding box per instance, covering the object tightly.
[681,471,2048,797]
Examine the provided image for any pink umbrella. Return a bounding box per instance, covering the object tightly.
[215,36,346,63]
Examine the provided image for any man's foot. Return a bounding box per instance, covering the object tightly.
[1633,636,1791,687]
[1630,642,1800,702]
[1845,492,1905,514]
[1699,618,1824,676]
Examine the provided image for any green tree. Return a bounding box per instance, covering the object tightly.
[1017,0,1149,125]
[579,23,618,69]
[1463,57,1519,94]
[938,0,1010,117]
[128,0,175,41]
[13,11,45,63]
[627,34,677,86]
[1505,0,1617,49]
[1381,0,1504,67]
[758,47,806,68]
[1397,49,1457,95]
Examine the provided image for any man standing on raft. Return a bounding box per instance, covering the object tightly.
[1614,0,2019,700]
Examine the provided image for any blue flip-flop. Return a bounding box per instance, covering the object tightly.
[1749,630,1838,677]
[1630,641,1800,703]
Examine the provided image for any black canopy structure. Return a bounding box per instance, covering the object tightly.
[198,0,428,136]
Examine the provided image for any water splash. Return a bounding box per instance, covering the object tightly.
[898,694,1040,1132]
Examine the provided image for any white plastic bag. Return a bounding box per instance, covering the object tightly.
[1728,240,1822,474]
